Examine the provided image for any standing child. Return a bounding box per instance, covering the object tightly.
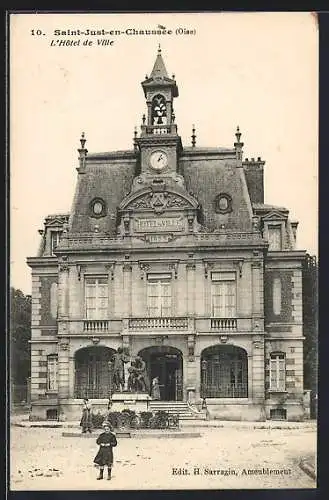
[94,421,117,480]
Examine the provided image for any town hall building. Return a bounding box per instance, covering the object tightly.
[27,48,308,422]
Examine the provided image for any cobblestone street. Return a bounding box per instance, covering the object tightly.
[10,423,316,490]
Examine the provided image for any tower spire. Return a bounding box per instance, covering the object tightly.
[150,45,169,79]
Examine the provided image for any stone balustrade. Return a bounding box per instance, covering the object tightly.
[83,319,109,333]
[128,317,189,330]
[210,318,238,331]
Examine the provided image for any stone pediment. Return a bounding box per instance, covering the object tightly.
[117,187,200,239]
[119,186,199,214]
[262,210,288,221]
[45,215,70,227]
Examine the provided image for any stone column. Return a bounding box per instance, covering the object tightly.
[122,263,132,317]
[195,261,205,316]
[176,262,186,316]
[194,354,201,401]
[166,101,172,124]
[58,260,69,319]
[247,353,253,399]
[147,102,152,125]
[251,261,262,318]
[105,263,115,318]
[58,338,70,406]
[251,338,265,403]
[131,263,141,316]
[186,263,196,316]
[68,355,75,398]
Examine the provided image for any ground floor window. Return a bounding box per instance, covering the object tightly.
[269,352,286,391]
[201,345,248,398]
[270,408,287,420]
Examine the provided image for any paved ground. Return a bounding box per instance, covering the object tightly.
[10,423,316,490]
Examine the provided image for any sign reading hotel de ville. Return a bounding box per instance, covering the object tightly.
[134,216,184,232]
[10,11,318,493]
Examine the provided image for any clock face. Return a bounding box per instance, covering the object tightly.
[150,150,168,171]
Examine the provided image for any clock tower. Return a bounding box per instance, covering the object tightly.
[135,46,182,180]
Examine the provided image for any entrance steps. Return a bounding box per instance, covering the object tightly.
[149,401,207,420]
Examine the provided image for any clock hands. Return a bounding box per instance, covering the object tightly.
[158,154,164,162]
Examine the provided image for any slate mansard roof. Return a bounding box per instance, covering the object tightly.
[67,144,257,236]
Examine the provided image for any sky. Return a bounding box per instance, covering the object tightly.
[10,12,318,294]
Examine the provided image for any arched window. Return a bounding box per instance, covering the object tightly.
[269,352,286,391]
[74,346,116,399]
[151,94,167,125]
[201,345,248,398]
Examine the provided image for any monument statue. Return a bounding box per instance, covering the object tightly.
[109,347,130,392]
[109,349,150,394]
[127,356,150,393]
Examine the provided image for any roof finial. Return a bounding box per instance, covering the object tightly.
[234,125,244,165]
[133,126,138,151]
[77,131,88,171]
[191,124,196,147]
[235,125,241,143]
[80,131,86,149]
[158,43,161,54]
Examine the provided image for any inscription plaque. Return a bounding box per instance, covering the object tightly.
[134,217,184,232]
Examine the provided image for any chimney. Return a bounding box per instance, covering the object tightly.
[242,157,265,204]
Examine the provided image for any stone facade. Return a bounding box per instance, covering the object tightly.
[27,49,308,422]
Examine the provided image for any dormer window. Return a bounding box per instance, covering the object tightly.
[268,226,282,250]
[51,231,62,256]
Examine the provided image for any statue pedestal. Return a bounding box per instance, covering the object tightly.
[110,392,152,413]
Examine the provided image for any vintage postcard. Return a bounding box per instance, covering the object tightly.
[9,11,318,491]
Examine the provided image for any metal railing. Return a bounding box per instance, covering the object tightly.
[201,383,248,398]
[128,317,188,330]
[83,320,109,333]
[74,384,111,399]
[210,318,237,331]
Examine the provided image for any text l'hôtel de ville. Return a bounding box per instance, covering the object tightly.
[50,27,195,46]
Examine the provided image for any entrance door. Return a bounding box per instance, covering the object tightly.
[139,347,183,401]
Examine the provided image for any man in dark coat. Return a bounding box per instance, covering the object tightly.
[94,421,117,480]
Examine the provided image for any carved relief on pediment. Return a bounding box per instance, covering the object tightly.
[125,190,194,213]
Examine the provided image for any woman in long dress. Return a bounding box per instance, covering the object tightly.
[80,398,92,433]
[151,376,161,400]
